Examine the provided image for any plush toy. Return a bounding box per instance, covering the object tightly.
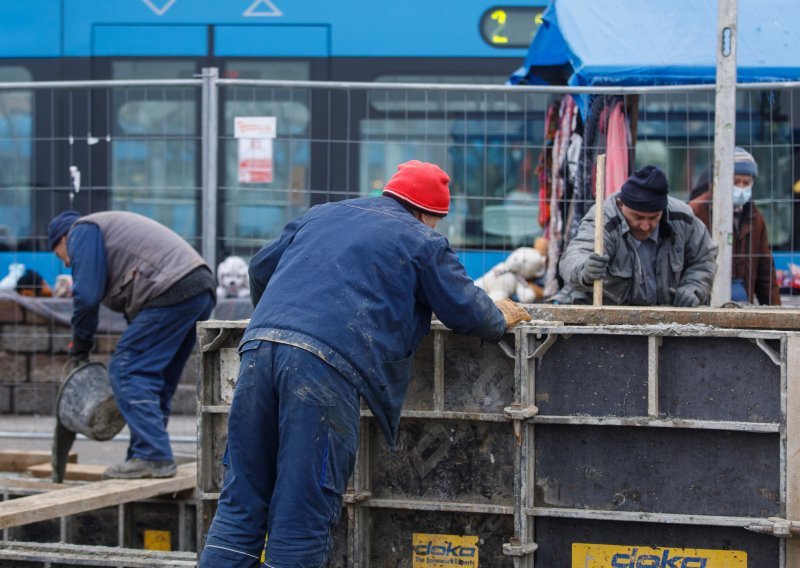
[216,256,251,300]
[474,247,546,302]
[53,274,73,298]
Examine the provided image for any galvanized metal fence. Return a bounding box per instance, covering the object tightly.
[0,72,800,557]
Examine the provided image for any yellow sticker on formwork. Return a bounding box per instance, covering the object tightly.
[572,543,747,567]
[413,533,479,567]
[143,529,171,551]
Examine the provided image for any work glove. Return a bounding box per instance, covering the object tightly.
[673,286,701,308]
[67,335,93,366]
[495,298,532,328]
[580,253,609,286]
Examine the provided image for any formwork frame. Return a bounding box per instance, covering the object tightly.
[525,324,795,566]
[198,318,800,567]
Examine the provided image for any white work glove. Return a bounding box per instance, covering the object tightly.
[580,253,609,286]
[495,298,532,328]
[673,286,701,307]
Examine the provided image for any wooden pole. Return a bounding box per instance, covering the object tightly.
[593,154,607,306]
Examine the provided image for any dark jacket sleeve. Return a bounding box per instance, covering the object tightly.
[68,223,107,342]
[675,214,718,304]
[754,216,781,306]
[418,240,506,343]
[248,215,304,306]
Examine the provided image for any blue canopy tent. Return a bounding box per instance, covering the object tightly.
[510,0,800,87]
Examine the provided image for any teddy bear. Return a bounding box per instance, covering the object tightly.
[474,244,547,302]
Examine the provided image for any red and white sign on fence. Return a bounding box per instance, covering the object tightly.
[235,117,276,184]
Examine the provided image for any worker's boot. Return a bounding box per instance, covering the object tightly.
[102,458,177,480]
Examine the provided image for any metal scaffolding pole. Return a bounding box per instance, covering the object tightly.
[711,0,738,306]
[201,67,219,270]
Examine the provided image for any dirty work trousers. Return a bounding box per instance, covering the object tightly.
[200,340,360,568]
[108,291,215,462]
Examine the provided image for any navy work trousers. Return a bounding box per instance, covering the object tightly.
[109,291,215,462]
[200,340,360,568]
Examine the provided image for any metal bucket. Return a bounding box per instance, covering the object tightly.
[56,362,125,441]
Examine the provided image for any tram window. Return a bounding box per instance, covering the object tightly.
[0,66,32,250]
[109,61,199,240]
[112,60,197,80]
[111,98,198,238]
[370,75,545,114]
[223,60,310,80]
[359,117,541,248]
[222,90,311,252]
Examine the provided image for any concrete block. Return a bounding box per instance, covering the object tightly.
[170,384,197,416]
[0,352,28,382]
[14,384,58,414]
[23,309,51,325]
[179,350,200,386]
[0,325,50,353]
[0,301,23,323]
[0,386,13,413]
[51,326,72,353]
[29,354,72,383]
[94,334,120,354]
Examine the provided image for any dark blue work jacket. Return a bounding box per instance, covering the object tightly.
[243,196,506,445]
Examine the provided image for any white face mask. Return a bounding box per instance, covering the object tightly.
[732,184,752,207]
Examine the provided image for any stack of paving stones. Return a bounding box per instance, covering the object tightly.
[0,298,199,415]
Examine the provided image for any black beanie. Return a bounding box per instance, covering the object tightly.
[618,165,669,212]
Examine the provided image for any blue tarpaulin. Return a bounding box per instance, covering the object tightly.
[510,0,800,86]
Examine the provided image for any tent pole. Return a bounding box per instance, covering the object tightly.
[711,0,737,307]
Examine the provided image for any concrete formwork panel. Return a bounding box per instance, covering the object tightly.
[197,318,800,567]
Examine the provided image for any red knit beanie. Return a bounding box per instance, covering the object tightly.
[383,160,450,217]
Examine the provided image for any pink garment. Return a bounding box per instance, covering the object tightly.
[604,101,628,196]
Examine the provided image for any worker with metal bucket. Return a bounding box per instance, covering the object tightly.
[689,147,781,305]
[556,165,717,306]
[48,211,216,479]
[199,160,531,567]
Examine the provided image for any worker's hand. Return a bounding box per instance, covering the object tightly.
[580,253,609,286]
[67,336,93,366]
[673,286,701,308]
[495,298,532,328]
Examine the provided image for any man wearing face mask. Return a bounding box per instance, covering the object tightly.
[689,147,781,305]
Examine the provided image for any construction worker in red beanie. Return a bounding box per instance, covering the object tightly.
[200,160,530,567]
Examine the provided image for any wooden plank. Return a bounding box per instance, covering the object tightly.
[524,304,800,331]
[0,450,76,472]
[0,478,69,492]
[0,463,196,529]
[593,153,606,306]
[27,463,106,481]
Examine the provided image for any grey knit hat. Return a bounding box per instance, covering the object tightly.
[734,147,758,178]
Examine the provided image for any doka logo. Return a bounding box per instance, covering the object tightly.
[572,543,747,568]
[412,533,479,567]
[611,548,708,567]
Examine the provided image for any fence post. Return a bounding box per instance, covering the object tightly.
[201,67,219,271]
[711,0,737,307]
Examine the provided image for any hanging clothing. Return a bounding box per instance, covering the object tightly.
[604,101,629,195]
[536,100,561,229]
[543,95,580,298]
